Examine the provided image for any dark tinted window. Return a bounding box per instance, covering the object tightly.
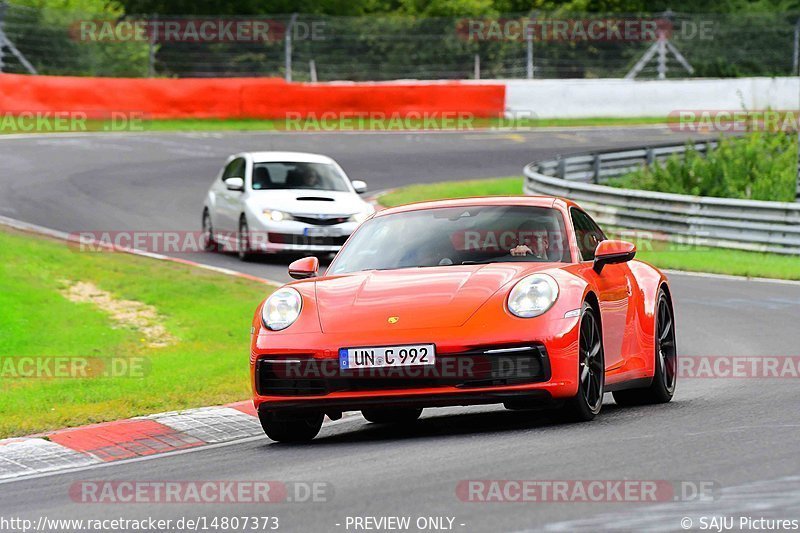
[251,162,349,192]
[571,209,606,261]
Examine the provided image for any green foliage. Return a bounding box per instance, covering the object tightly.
[6,0,800,78]
[111,0,800,15]
[608,133,799,202]
[5,1,151,76]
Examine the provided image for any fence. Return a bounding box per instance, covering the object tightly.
[0,4,799,80]
[523,142,800,255]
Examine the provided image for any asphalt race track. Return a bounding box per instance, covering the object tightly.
[1,126,715,282]
[2,127,799,532]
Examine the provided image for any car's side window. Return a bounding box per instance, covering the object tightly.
[571,209,606,261]
[221,158,245,182]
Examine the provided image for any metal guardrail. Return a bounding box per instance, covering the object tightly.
[524,141,800,255]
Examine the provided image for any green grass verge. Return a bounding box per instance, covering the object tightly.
[378,177,800,281]
[379,177,524,207]
[0,115,670,135]
[0,226,272,438]
[634,246,800,280]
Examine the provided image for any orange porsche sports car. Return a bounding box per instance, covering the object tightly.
[250,196,677,442]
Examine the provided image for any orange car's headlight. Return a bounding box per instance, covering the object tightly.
[507,274,559,318]
[262,287,303,331]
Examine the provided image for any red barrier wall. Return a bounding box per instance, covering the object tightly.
[0,74,505,119]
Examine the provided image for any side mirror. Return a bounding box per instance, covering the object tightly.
[224,177,244,191]
[288,256,319,280]
[351,180,368,194]
[593,240,636,274]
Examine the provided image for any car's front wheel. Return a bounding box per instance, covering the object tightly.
[361,407,423,424]
[258,411,323,443]
[559,302,605,422]
[237,216,255,262]
[613,289,676,406]
[202,209,219,252]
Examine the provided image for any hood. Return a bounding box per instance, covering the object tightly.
[246,189,370,216]
[314,263,558,333]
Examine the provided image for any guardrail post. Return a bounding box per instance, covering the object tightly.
[147,14,157,77]
[645,147,655,167]
[285,13,298,82]
[0,1,6,73]
[557,157,566,180]
[793,18,800,75]
[592,154,600,183]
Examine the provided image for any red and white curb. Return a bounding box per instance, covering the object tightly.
[0,403,363,482]
[0,401,260,481]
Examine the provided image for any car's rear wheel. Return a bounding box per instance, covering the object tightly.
[559,302,604,422]
[202,210,219,252]
[238,216,255,262]
[258,411,323,443]
[361,407,423,424]
[613,289,676,406]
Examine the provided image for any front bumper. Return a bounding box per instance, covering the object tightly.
[248,217,360,253]
[250,315,582,414]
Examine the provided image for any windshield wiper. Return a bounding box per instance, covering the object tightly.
[461,259,499,265]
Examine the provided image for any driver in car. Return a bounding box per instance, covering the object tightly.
[509,229,549,259]
[295,166,322,188]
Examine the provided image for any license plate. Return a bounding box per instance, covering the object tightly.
[304,227,343,237]
[339,344,436,370]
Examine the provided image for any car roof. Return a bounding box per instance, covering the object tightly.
[374,196,578,217]
[245,151,336,164]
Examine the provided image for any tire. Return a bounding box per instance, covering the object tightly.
[361,407,423,424]
[258,411,323,443]
[237,216,255,262]
[613,289,677,406]
[559,302,605,422]
[202,210,222,252]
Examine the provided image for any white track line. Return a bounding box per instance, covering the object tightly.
[664,269,800,286]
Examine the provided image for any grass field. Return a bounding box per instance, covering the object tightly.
[0,115,670,135]
[0,226,272,438]
[378,177,800,281]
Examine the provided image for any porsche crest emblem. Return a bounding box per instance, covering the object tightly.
[387,316,400,324]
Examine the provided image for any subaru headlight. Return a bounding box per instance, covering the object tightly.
[263,209,294,222]
[348,210,373,223]
[262,287,302,331]
[507,274,559,318]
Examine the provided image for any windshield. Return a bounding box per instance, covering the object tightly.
[251,162,350,192]
[329,205,569,274]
